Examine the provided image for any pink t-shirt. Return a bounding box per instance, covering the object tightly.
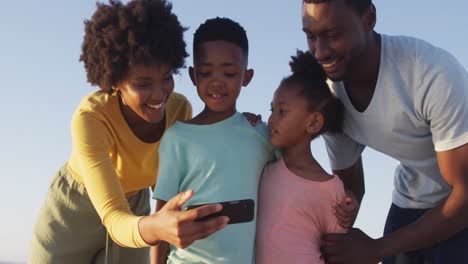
[256,158,347,264]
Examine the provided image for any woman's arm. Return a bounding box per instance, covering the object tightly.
[141,191,228,246]
[73,112,228,248]
[72,111,148,247]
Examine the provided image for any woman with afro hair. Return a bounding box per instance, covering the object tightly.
[29,1,228,263]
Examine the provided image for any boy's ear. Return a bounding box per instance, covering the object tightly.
[306,112,324,134]
[242,69,254,87]
[188,66,197,86]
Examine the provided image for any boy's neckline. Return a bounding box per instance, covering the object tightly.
[184,106,238,125]
[178,111,240,127]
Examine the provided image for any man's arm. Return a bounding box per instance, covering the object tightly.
[377,143,468,256]
[322,144,468,264]
[333,156,365,204]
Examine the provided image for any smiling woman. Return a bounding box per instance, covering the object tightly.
[28,1,228,263]
[115,63,175,143]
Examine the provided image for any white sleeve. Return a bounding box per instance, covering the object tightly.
[322,132,366,170]
[418,51,468,152]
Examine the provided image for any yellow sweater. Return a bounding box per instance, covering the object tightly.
[67,91,192,247]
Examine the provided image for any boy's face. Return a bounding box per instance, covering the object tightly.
[302,0,372,81]
[190,40,253,118]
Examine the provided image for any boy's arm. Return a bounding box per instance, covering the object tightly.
[151,200,169,264]
[151,241,169,264]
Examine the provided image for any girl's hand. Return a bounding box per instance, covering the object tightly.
[140,190,229,248]
[242,112,262,126]
[334,191,360,228]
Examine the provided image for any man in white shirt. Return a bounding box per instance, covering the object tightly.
[301,0,468,263]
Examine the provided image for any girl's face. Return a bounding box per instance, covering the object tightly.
[115,63,174,125]
[268,83,319,148]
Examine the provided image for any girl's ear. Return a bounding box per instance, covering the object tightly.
[242,69,254,87]
[188,66,197,86]
[306,112,324,134]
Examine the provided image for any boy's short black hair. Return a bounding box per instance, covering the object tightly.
[193,17,249,60]
[80,0,188,92]
[303,0,372,15]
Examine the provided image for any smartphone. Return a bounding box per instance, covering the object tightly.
[185,199,255,224]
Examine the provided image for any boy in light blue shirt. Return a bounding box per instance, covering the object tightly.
[152,17,275,264]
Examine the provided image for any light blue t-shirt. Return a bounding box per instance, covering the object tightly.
[154,112,275,264]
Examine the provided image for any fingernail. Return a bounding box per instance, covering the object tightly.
[183,190,192,198]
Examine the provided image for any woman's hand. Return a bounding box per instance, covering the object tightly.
[140,190,229,248]
[334,191,360,229]
[242,112,262,126]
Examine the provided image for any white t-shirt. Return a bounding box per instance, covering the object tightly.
[324,34,468,209]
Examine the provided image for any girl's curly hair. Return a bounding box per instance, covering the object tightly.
[281,50,344,135]
[80,0,188,91]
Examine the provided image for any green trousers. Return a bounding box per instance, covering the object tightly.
[29,164,150,264]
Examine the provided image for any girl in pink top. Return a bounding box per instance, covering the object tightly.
[256,51,348,264]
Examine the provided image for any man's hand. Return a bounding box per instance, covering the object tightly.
[334,191,360,228]
[321,228,383,264]
[242,112,262,126]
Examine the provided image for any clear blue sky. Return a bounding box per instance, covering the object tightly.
[0,0,467,262]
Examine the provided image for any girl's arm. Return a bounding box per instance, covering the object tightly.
[332,157,364,228]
